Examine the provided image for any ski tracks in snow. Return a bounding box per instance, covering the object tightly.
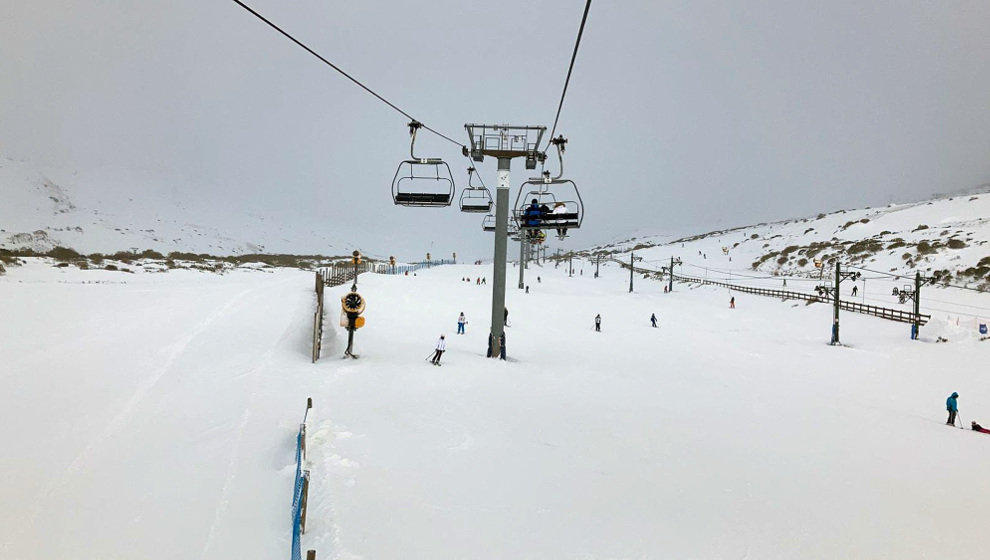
[7,284,262,550]
[198,349,272,559]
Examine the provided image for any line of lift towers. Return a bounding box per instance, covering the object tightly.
[391,122,584,358]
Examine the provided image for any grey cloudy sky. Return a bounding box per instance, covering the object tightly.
[3,1,990,261]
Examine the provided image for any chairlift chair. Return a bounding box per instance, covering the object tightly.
[481,213,519,237]
[513,174,583,235]
[458,167,493,213]
[512,136,583,237]
[392,121,454,207]
[482,214,496,232]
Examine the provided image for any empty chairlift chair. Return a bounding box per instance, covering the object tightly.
[459,167,493,213]
[392,121,455,207]
[481,212,519,238]
[482,213,497,232]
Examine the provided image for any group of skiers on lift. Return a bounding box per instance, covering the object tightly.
[523,199,570,240]
[946,391,990,434]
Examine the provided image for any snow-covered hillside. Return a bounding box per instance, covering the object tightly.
[592,191,990,290]
[1,258,988,560]
[0,154,360,256]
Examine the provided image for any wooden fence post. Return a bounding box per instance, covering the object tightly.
[300,470,310,534]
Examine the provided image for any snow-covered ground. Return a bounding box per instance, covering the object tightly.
[2,257,988,559]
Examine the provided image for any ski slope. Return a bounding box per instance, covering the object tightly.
[1,259,988,559]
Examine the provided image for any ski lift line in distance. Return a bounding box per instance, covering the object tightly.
[392,121,455,207]
[459,166,493,213]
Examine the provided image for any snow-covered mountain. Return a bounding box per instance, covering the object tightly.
[0,154,362,256]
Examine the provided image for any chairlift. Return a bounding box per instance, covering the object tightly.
[481,213,519,237]
[512,136,583,237]
[458,167,493,213]
[482,214,496,232]
[392,121,454,207]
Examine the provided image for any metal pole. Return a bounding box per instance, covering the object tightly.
[490,158,510,357]
[569,252,573,277]
[629,252,635,293]
[832,261,841,344]
[913,271,921,340]
[518,237,526,289]
[668,256,674,293]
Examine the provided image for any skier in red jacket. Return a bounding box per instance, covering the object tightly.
[971,421,990,434]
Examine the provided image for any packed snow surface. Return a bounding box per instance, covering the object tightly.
[1,259,988,559]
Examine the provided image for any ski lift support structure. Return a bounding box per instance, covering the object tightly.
[464,123,546,359]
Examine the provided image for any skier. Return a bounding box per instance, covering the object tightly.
[504,307,509,326]
[482,277,486,285]
[650,313,658,328]
[782,279,787,288]
[524,199,542,238]
[852,285,859,297]
[499,332,506,360]
[946,392,959,425]
[476,277,480,285]
[430,335,446,365]
[525,285,529,294]
[594,314,602,332]
[730,296,735,309]
[457,312,466,335]
[537,276,541,283]
[971,421,990,434]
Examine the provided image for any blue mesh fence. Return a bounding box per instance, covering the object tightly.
[291,401,312,560]
[291,427,305,560]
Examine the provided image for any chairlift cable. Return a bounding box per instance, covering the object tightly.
[544,0,593,151]
[849,264,988,293]
[921,297,990,313]
[229,0,466,149]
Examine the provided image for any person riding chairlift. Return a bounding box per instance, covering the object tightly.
[524,198,543,239]
[552,202,569,239]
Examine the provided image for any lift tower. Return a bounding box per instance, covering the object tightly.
[465,124,546,358]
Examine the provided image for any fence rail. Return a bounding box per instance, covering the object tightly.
[611,258,929,326]
[316,259,454,287]
[373,259,455,276]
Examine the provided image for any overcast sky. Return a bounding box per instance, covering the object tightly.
[2,1,990,260]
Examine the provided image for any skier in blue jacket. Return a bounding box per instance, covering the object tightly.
[946,392,959,426]
[523,199,543,238]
